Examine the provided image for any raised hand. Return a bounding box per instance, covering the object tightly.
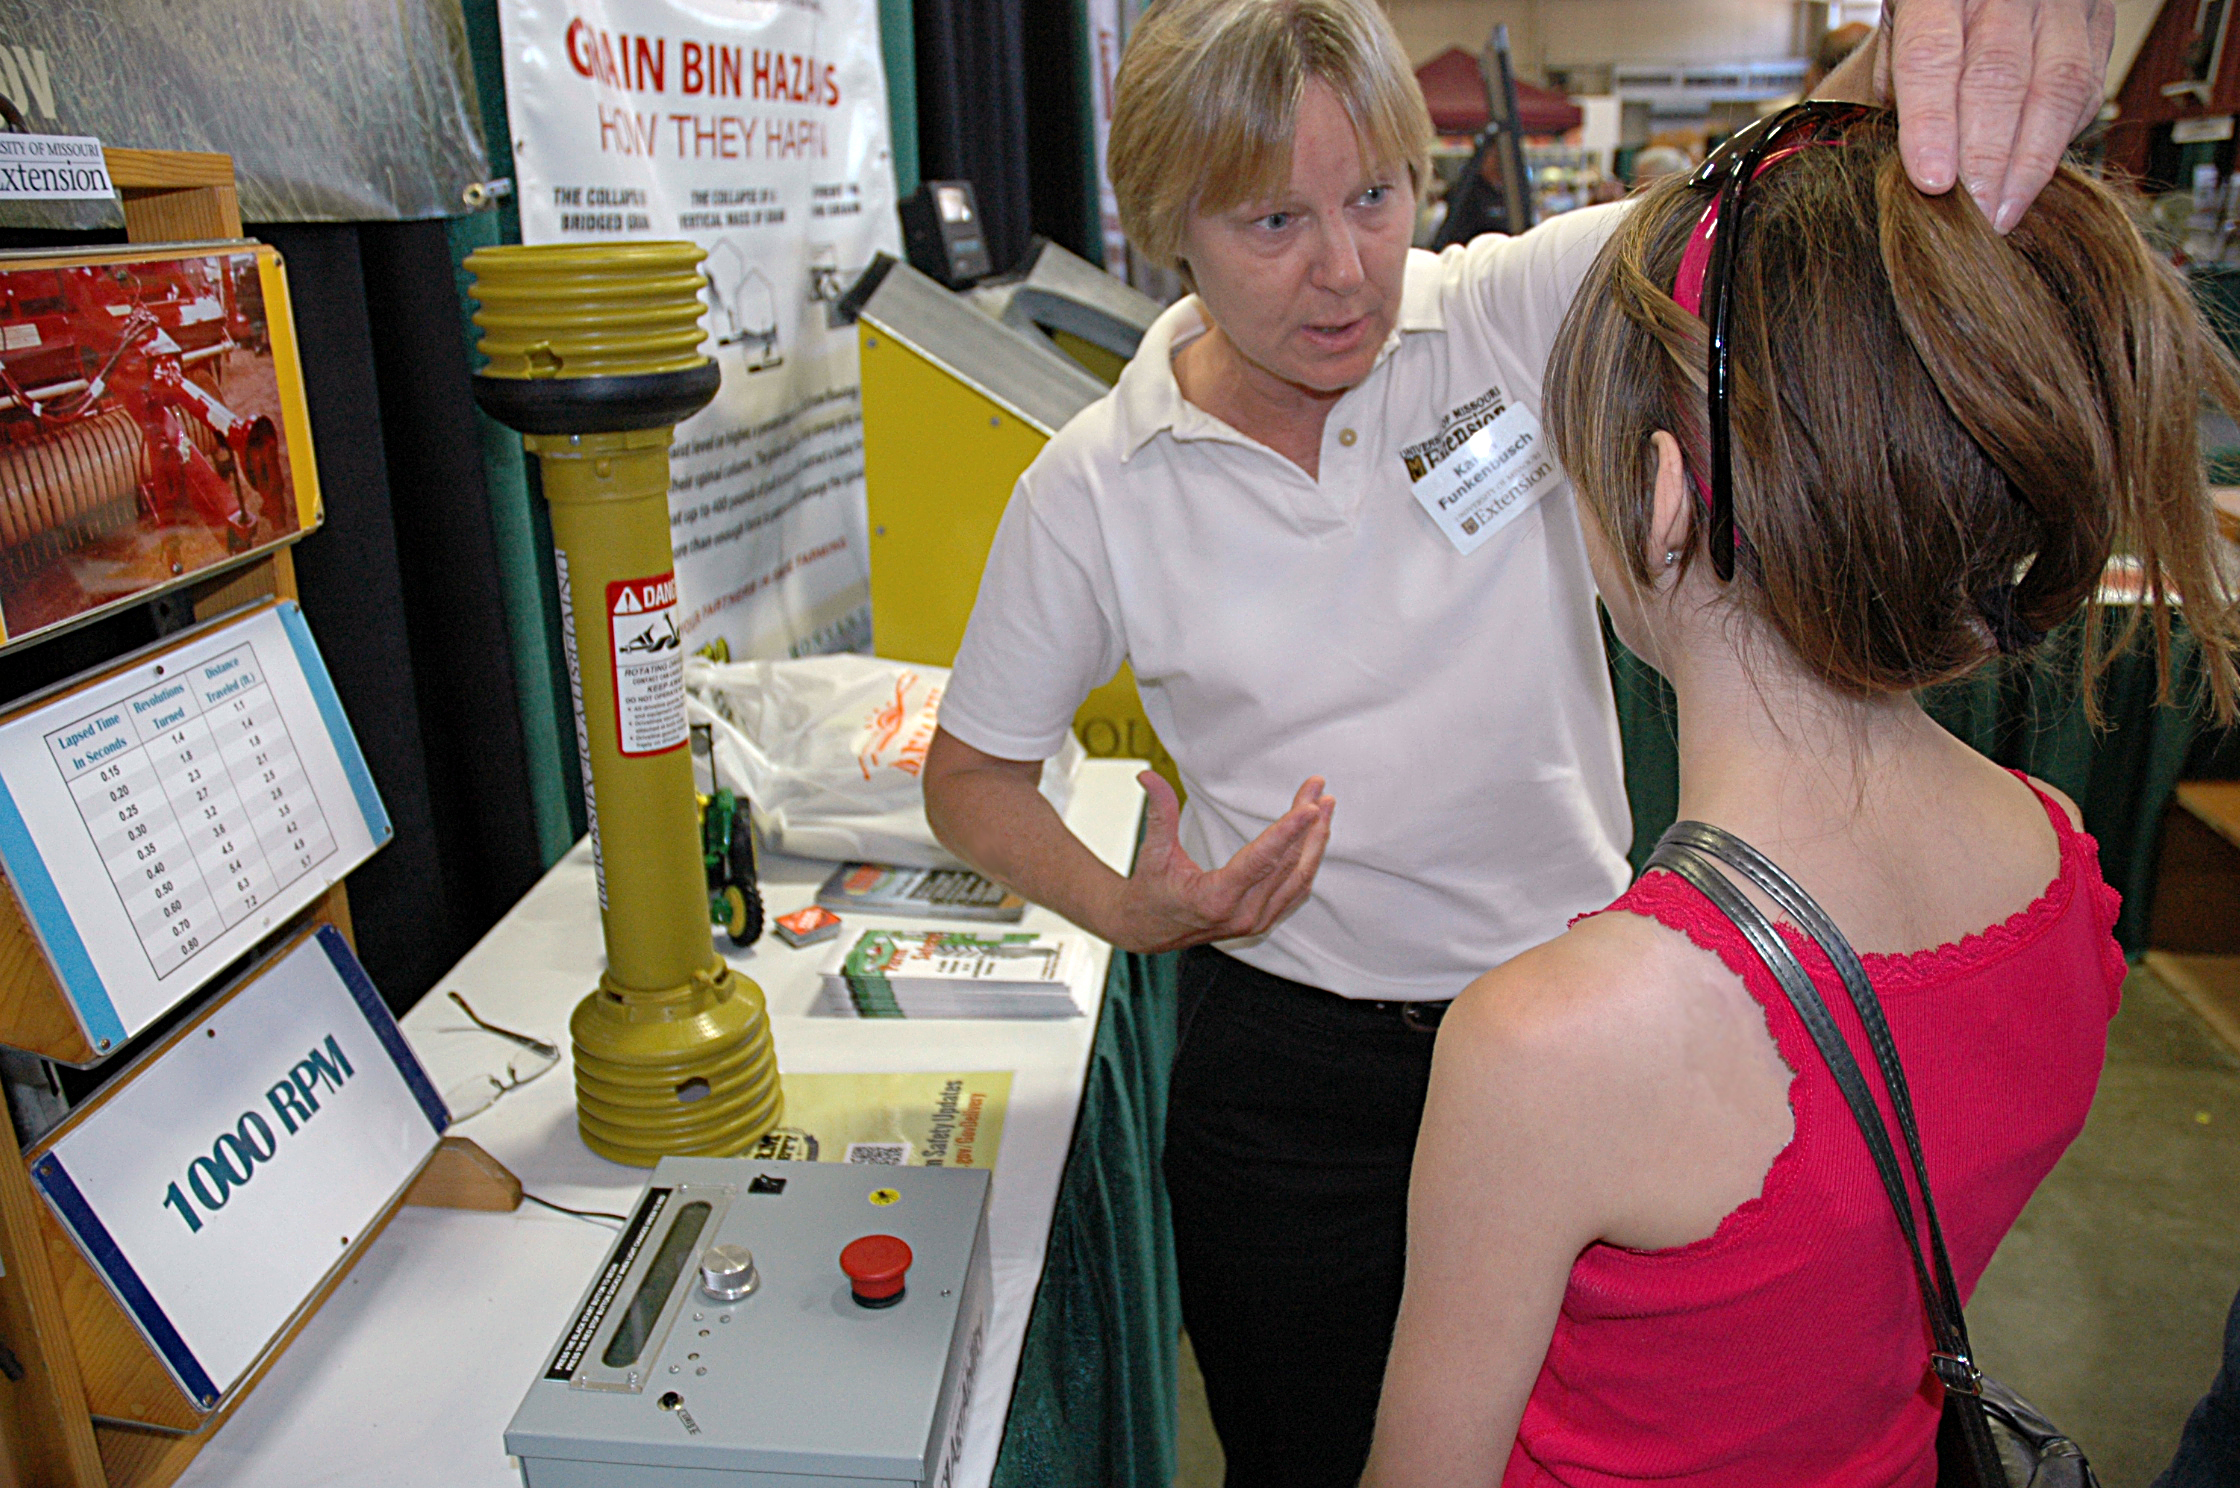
[1878,0,2114,232]
[1102,772,1335,954]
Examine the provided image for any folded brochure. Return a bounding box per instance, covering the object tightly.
[816,861,1026,922]
[816,928,1085,1019]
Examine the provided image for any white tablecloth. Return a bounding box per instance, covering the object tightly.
[174,759,1144,1488]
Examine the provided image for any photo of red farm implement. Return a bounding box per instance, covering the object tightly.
[0,245,314,648]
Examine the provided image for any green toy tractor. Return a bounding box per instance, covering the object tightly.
[701,786,764,947]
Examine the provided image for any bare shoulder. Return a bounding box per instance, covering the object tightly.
[1433,907,1795,1251]
[1438,909,1746,1099]
[2022,774,2086,832]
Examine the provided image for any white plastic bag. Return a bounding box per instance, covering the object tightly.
[685,653,1082,866]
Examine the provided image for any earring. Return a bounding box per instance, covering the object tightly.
[1663,549,1679,567]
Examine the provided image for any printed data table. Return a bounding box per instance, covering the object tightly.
[0,602,389,1053]
[53,639,339,978]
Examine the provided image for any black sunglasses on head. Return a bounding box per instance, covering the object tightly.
[1682,100,1884,580]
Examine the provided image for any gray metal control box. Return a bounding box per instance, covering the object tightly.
[506,1158,993,1488]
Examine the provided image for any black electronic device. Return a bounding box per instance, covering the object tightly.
[1434,24,1537,248]
[899,180,994,289]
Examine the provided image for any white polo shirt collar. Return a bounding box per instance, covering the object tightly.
[1110,254,1450,463]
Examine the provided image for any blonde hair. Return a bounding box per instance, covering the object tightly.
[1109,0,1434,273]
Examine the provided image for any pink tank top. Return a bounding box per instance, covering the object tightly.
[1505,779,2122,1487]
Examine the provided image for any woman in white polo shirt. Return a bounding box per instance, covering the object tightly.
[920,1,2112,1480]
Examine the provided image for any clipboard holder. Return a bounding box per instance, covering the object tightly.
[0,597,379,1068]
[3,921,520,1488]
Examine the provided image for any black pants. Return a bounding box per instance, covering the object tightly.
[1164,946,1443,1488]
[2156,1281,2240,1488]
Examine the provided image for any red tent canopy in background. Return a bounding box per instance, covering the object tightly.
[1414,46,1584,137]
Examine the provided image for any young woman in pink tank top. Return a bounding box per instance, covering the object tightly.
[1363,108,2240,1486]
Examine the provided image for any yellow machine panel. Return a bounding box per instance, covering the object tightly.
[1047,328,1128,385]
[855,285,1178,796]
[858,328,1046,670]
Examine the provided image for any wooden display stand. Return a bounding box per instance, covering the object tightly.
[2147,780,2240,1061]
[0,150,518,1488]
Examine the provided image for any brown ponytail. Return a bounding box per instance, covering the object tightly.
[1547,113,2240,723]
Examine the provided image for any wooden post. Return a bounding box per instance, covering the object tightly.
[102,149,241,243]
[0,1147,105,1487]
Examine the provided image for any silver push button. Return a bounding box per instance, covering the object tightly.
[699,1243,759,1302]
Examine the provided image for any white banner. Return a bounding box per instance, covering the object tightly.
[498,0,902,658]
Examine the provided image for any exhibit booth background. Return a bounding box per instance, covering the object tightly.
[0,5,2232,1488]
[0,0,1141,1021]
[3,0,2237,1015]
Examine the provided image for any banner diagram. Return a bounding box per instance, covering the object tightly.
[499,0,901,658]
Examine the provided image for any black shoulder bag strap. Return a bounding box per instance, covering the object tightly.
[1645,822,2005,1486]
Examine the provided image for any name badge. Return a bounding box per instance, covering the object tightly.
[1408,403,1559,556]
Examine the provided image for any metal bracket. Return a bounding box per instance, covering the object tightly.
[1931,1351,1983,1397]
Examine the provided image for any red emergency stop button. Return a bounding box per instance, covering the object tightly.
[841,1234,912,1308]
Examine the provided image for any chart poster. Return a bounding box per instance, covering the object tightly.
[748,1070,1010,1169]
[498,0,902,661]
[0,602,390,1058]
[31,925,447,1410]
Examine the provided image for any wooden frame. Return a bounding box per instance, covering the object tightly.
[0,149,519,1488]
[103,149,241,248]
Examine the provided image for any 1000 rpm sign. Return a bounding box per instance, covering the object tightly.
[29,926,446,1411]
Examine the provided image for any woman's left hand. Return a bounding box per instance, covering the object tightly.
[1870,0,2116,233]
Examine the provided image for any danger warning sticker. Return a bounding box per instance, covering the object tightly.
[606,572,686,757]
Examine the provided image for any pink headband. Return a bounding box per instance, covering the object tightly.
[1672,140,1830,317]
[1669,140,1837,515]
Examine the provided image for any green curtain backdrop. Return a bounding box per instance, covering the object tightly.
[995,949,1182,1488]
[456,0,592,861]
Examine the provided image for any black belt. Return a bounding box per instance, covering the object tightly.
[1360,998,1452,1033]
[1187,946,1454,1033]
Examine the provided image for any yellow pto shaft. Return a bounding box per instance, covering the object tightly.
[465,243,781,1166]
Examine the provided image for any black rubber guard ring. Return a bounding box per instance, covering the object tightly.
[472,360,721,436]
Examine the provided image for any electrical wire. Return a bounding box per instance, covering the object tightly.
[523,1192,628,1226]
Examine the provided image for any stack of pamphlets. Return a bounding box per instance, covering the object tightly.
[815,929,1087,1019]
